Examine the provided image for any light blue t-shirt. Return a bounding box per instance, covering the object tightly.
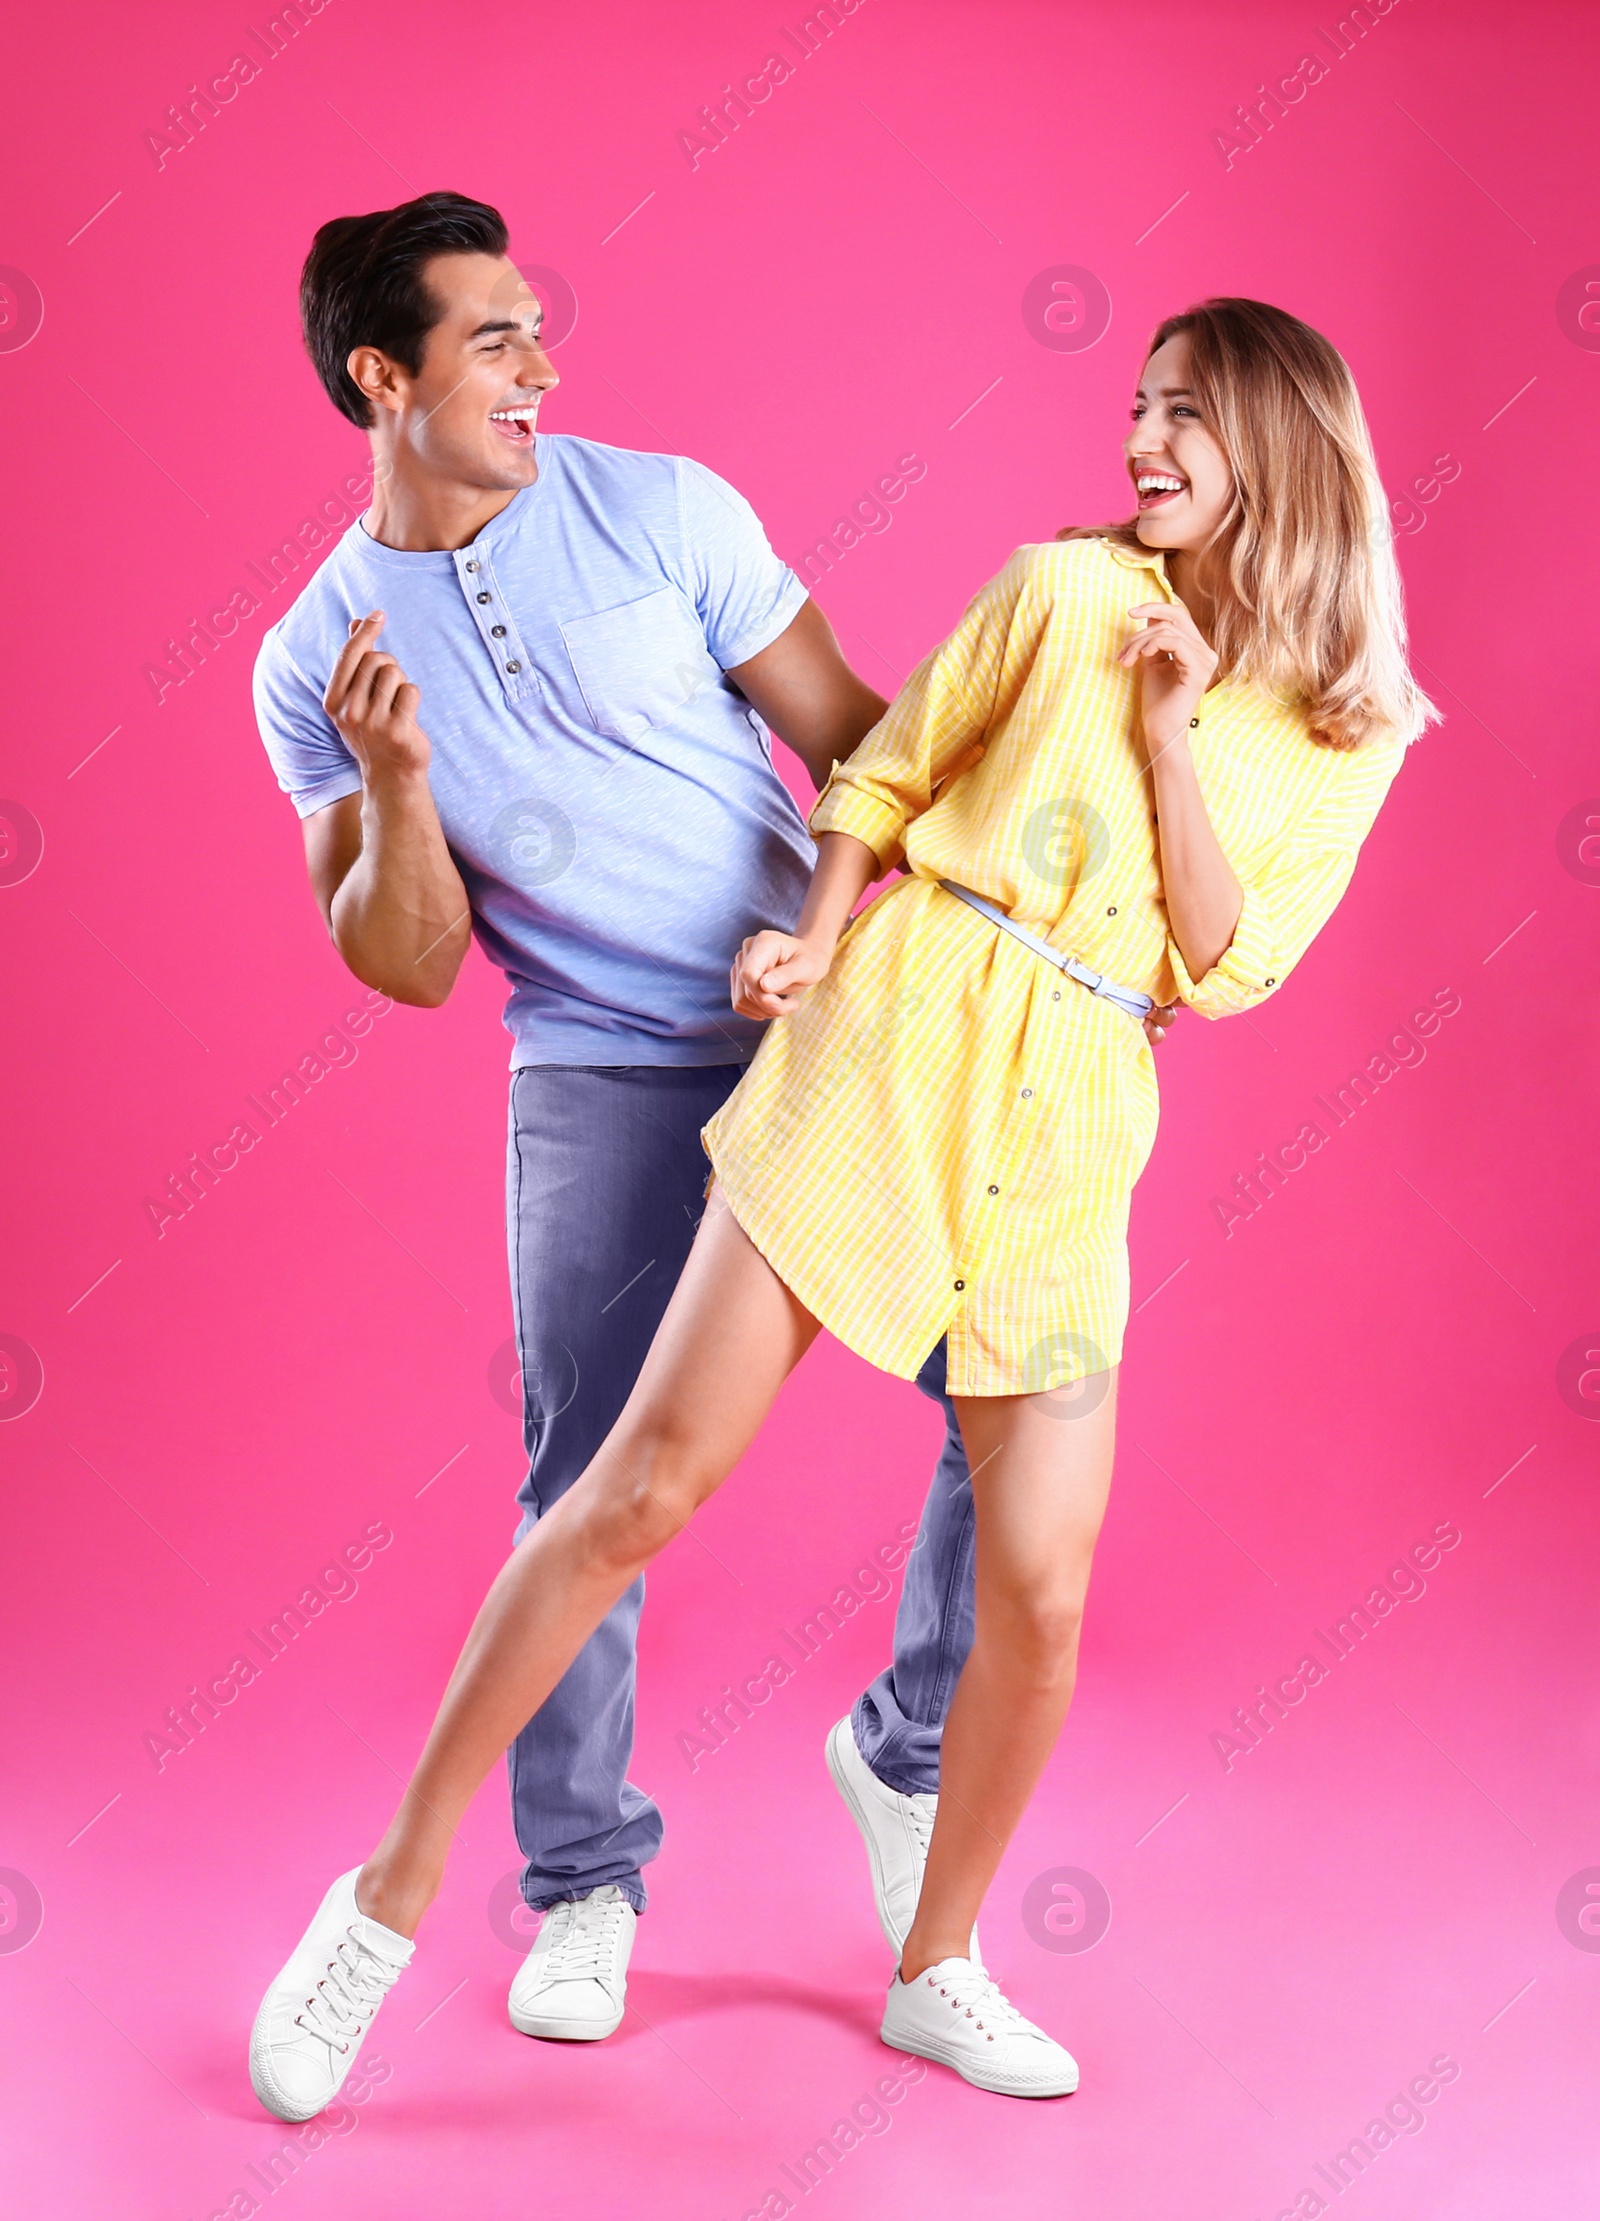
[253,434,815,1066]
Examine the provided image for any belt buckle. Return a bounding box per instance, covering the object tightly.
[1070,955,1105,994]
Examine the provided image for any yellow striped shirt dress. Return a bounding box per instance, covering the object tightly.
[703,536,1407,1396]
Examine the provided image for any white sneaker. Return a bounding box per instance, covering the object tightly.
[508,1884,635,2040]
[249,1869,413,2122]
[825,1717,981,1964]
[882,1955,1079,2098]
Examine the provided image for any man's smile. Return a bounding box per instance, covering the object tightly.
[489,401,540,446]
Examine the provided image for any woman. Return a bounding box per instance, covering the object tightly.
[251,298,1431,2110]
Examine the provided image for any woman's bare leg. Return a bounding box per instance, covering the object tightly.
[898,1369,1118,1982]
[355,1188,819,1937]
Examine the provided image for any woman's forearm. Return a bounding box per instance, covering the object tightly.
[794,832,883,951]
[1149,743,1243,982]
[728,831,885,1019]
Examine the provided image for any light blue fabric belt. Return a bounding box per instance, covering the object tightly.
[939,880,1155,1023]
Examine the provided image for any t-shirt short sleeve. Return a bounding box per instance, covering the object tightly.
[253,630,363,820]
[674,456,808,672]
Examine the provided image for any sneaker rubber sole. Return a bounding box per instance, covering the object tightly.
[880,1997,1079,2098]
[508,1995,625,2041]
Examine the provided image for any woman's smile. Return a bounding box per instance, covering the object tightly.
[1132,468,1189,511]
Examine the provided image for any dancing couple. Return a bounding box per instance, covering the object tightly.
[248,191,1427,2112]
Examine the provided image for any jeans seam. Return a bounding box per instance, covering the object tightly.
[927,1458,976,1726]
[507,1073,540,1518]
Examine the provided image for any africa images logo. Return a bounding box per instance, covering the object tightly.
[0,267,44,353]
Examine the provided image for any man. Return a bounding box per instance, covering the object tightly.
[249,190,1170,2117]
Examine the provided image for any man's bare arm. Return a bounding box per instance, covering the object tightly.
[303,613,473,1008]
[725,598,887,789]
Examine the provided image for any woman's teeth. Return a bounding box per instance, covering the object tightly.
[1136,472,1185,500]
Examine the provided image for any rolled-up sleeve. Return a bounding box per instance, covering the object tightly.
[809,551,1033,872]
[1169,733,1407,1019]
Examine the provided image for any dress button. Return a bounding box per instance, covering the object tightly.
[506,660,522,674]
[491,624,506,638]
[987,1184,999,1196]
[1189,716,1199,728]
[1106,905,1117,916]
[1052,990,1061,1000]
[1265,976,1276,986]
[465,559,478,572]
[953,1279,965,1291]
[1020,1087,1033,1099]
[476,591,491,604]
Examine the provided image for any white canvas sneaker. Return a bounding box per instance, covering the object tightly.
[825,1717,981,1965]
[508,1884,635,2040]
[249,1869,413,2122]
[882,1955,1079,2098]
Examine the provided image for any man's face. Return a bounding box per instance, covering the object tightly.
[361,252,558,490]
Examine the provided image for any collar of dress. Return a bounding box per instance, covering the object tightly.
[1098,537,1177,594]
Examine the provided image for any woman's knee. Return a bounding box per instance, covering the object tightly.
[582,1426,719,1565]
[981,1578,1085,1684]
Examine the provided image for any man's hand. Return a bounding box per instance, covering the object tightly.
[1143,999,1179,1048]
[730,930,833,1019]
[324,612,430,782]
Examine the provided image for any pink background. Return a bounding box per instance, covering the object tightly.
[3,1,1597,2213]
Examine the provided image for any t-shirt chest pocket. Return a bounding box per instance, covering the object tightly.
[559,587,720,745]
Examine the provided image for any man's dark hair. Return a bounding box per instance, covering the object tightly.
[299,191,509,427]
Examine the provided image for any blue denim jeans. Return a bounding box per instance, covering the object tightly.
[505,1065,974,1914]
[851,1336,977,1798]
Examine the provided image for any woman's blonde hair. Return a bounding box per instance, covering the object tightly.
[1060,297,1435,750]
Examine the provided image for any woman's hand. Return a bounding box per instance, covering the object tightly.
[1118,599,1218,768]
[731,930,834,1019]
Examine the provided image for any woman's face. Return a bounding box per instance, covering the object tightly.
[1124,332,1234,555]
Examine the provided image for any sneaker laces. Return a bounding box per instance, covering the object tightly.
[922,1962,1036,2043]
[540,1889,627,1988]
[903,1799,983,1968]
[293,1928,403,2059]
[906,1793,938,1869]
